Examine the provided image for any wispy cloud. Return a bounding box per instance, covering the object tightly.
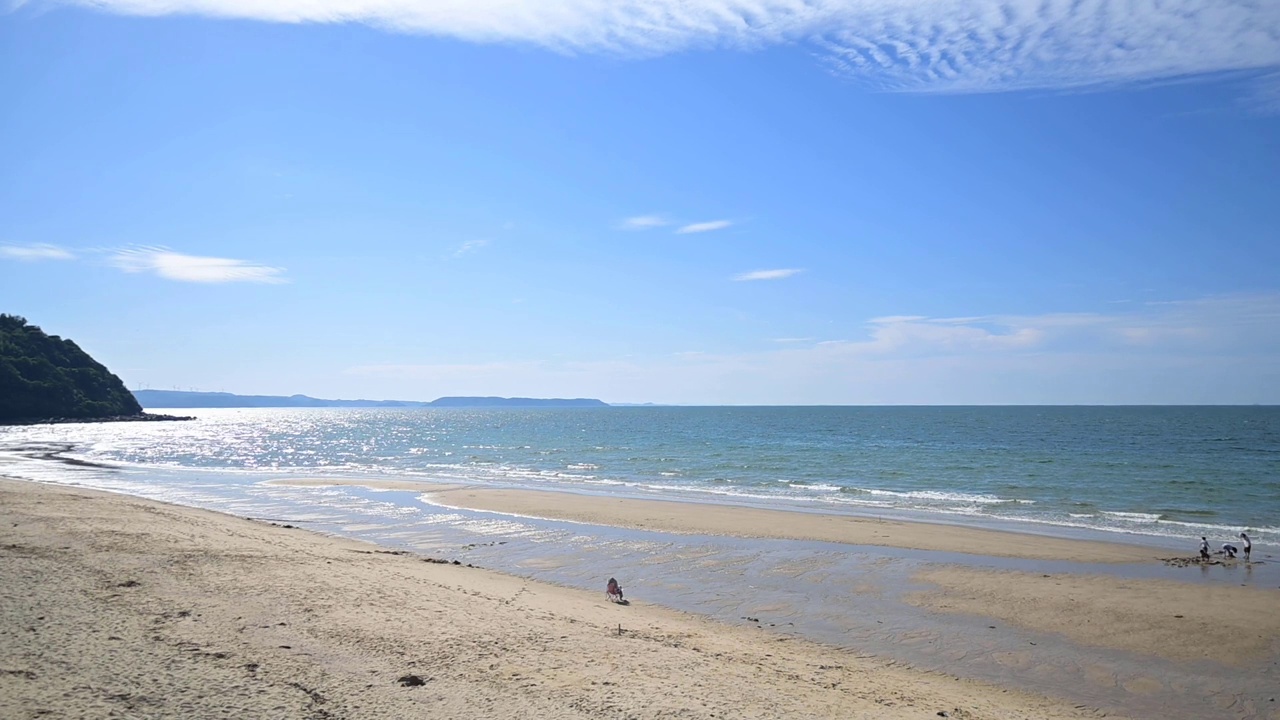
[676,220,733,234]
[29,1,1280,94]
[848,295,1280,357]
[452,239,490,257]
[110,247,287,284]
[735,268,803,281]
[0,243,76,261]
[340,294,1280,405]
[1242,72,1280,115]
[620,215,670,230]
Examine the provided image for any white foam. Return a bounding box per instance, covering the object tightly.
[851,487,1032,505]
[1101,511,1162,522]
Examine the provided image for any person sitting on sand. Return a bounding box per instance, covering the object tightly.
[1199,537,1210,561]
[1240,533,1251,562]
[1222,543,1238,559]
[606,577,624,602]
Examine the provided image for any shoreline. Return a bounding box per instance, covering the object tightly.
[0,412,195,427]
[0,477,1127,720]
[271,477,1166,563]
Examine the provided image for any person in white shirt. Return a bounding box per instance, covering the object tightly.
[1240,532,1251,562]
[1199,536,1210,561]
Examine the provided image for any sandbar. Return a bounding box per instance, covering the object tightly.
[426,485,1161,562]
[268,477,1163,562]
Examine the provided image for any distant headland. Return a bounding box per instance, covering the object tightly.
[133,390,609,409]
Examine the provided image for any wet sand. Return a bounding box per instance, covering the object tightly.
[256,478,1280,719]
[273,478,1161,562]
[906,566,1280,665]
[0,478,1118,720]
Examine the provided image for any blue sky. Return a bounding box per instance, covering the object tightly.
[2,1,1278,404]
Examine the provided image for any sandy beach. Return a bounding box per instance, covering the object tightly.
[0,477,1137,720]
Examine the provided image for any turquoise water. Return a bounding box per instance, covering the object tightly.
[2,405,1277,545]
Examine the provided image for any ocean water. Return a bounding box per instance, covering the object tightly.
[1,405,1277,546]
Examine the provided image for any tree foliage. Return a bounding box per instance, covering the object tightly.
[0,314,143,422]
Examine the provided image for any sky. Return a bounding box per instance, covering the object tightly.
[2,0,1279,405]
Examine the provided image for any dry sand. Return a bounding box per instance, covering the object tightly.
[0,478,1122,720]
[906,566,1280,666]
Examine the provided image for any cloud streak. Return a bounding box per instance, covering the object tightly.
[0,243,76,261]
[452,239,490,257]
[620,215,670,230]
[676,219,733,234]
[27,0,1280,93]
[110,247,288,284]
[735,268,803,281]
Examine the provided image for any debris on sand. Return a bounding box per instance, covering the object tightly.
[1161,556,1220,568]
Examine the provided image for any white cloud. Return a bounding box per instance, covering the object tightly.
[859,315,1045,354]
[734,268,803,281]
[850,294,1280,358]
[29,0,1280,94]
[620,215,670,230]
[676,220,733,234]
[453,239,490,257]
[0,243,76,261]
[110,247,287,284]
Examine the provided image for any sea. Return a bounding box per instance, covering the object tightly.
[2,405,1276,547]
[2,405,1277,719]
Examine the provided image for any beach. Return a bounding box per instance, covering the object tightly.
[0,477,1126,720]
[4,477,1278,720]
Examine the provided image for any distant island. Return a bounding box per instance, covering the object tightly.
[429,397,608,408]
[0,314,189,425]
[133,390,608,409]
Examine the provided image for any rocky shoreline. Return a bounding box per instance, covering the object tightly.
[0,412,195,427]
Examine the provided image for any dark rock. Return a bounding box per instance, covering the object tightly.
[397,674,428,687]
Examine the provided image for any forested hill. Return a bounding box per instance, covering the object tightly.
[0,314,144,423]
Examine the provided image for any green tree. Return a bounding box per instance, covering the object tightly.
[0,314,143,422]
